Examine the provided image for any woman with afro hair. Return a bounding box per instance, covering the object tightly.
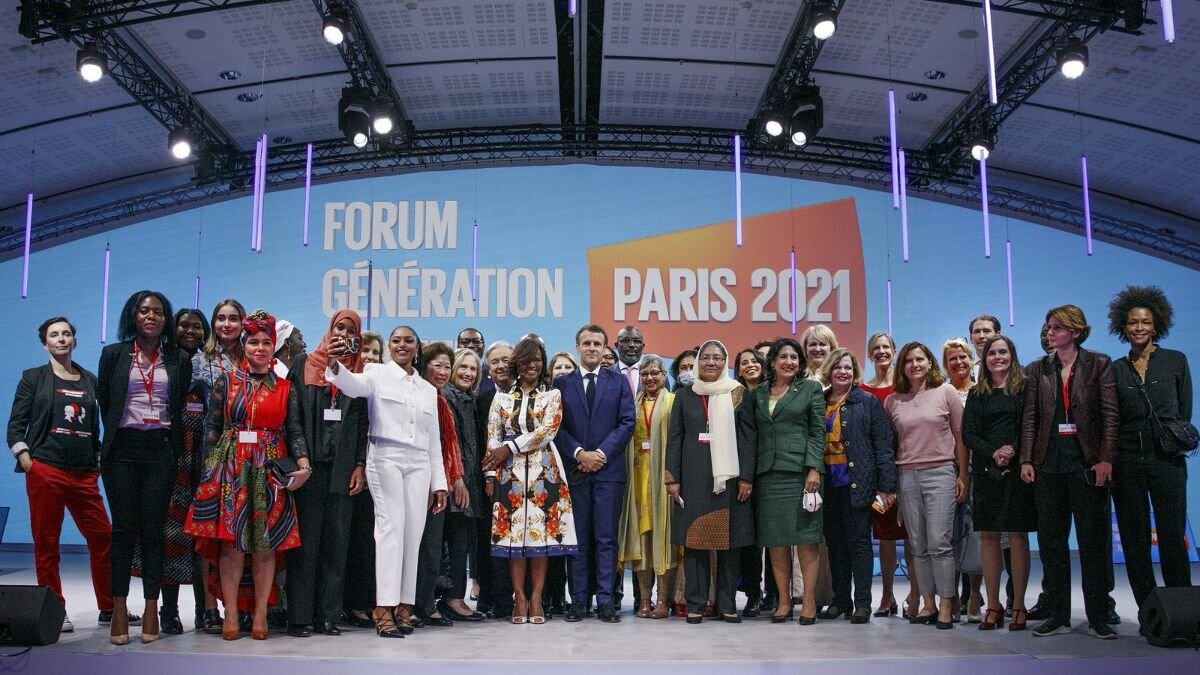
[1107,285,1193,629]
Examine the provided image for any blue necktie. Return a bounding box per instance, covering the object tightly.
[585,372,596,410]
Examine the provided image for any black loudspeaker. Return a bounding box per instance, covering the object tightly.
[1142,587,1200,648]
[0,585,64,646]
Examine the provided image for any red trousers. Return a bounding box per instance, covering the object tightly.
[26,459,114,612]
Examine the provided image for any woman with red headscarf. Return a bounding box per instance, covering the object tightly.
[185,310,312,641]
[283,310,369,637]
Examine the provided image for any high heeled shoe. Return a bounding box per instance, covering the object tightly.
[222,614,241,641]
[372,608,404,638]
[1008,608,1027,632]
[979,607,1005,631]
[874,601,898,618]
[109,607,130,645]
[771,605,795,624]
[636,599,653,618]
[392,606,416,635]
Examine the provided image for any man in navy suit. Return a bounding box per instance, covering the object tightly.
[555,324,635,622]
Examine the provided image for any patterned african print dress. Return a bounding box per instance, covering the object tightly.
[185,370,307,578]
[487,386,577,557]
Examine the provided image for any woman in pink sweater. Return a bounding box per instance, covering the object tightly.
[885,342,968,630]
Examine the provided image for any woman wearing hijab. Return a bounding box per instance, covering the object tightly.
[665,339,755,624]
[185,310,312,641]
[327,325,447,638]
[283,309,369,637]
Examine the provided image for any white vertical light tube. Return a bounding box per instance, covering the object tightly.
[1162,0,1175,43]
[21,193,32,299]
[101,245,111,343]
[1005,239,1015,326]
[789,247,798,336]
[980,157,992,258]
[302,143,313,246]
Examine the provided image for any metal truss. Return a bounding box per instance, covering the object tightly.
[17,0,290,44]
[749,0,847,143]
[923,2,1131,176]
[18,2,244,177]
[923,0,1147,33]
[4,125,1196,269]
[311,0,410,145]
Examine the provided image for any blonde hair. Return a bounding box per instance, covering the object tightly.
[941,338,974,371]
[820,348,862,387]
[800,324,839,376]
[451,347,482,394]
[548,351,579,374]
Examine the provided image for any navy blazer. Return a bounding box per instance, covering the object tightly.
[97,340,192,461]
[554,367,636,483]
[7,362,101,472]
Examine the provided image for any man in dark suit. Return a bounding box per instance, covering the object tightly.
[555,325,635,623]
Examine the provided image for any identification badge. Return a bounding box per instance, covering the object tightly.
[1058,423,1078,435]
[142,417,160,425]
[185,402,205,414]
[239,430,259,444]
[641,441,651,451]
[697,432,712,444]
[323,408,343,422]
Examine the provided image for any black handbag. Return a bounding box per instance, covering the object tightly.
[1125,360,1198,458]
[268,456,300,484]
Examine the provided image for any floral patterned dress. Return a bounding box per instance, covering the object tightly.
[487,386,577,558]
[184,370,308,605]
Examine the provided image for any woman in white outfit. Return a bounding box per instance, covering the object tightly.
[327,325,447,638]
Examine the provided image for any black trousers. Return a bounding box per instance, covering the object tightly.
[545,556,568,603]
[287,463,353,625]
[684,548,736,616]
[103,429,174,600]
[1112,450,1192,611]
[738,545,764,600]
[443,512,475,600]
[342,489,376,611]
[1034,470,1114,623]
[415,507,446,616]
[476,513,513,611]
[824,487,874,611]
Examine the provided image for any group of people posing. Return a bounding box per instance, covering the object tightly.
[7,284,1192,645]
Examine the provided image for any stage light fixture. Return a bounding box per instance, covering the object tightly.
[371,99,395,135]
[76,42,107,83]
[338,88,371,149]
[323,11,347,45]
[169,126,195,159]
[969,134,993,162]
[1057,38,1088,79]
[811,4,837,40]
[764,118,784,137]
[788,86,823,147]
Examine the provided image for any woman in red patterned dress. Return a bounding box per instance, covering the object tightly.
[185,311,312,640]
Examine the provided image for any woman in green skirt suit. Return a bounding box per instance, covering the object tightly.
[749,337,826,624]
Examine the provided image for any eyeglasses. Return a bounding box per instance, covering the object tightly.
[640,370,664,378]
[698,355,726,363]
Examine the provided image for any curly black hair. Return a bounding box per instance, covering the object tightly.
[1107,285,1173,343]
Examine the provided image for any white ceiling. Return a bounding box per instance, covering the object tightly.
[1,0,1197,247]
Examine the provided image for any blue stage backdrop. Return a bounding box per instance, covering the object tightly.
[2,165,1198,545]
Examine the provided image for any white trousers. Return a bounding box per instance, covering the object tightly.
[365,441,431,606]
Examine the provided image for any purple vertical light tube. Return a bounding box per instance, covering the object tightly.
[899,149,909,262]
[980,158,992,258]
[789,247,798,336]
[365,260,373,331]
[734,133,743,247]
[889,89,899,209]
[303,143,313,246]
[886,278,894,337]
[1005,240,1015,326]
[472,220,479,301]
[101,245,110,343]
[21,193,32,298]
[1081,154,1093,256]
[983,0,998,105]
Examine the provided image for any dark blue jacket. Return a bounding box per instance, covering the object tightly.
[833,386,897,508]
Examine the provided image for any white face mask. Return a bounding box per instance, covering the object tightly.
[677,371,695,387]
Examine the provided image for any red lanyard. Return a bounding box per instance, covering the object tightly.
[330,384,340,408]
[133,342,159,404]
[642,396,658,432]
[1061,367,1072,421]
[699,394,710,430]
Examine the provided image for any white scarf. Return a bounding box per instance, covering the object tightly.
[690,340,742,494]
